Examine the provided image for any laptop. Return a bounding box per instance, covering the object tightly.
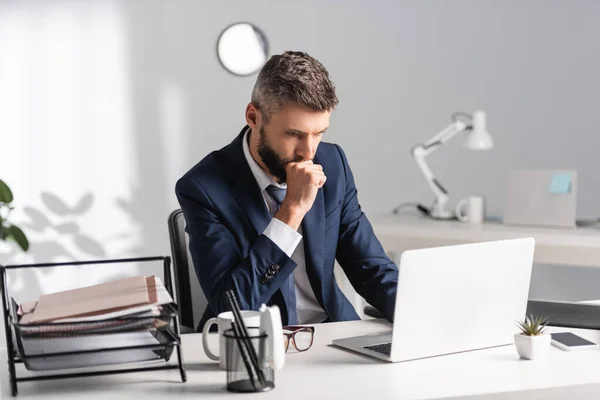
[503,169,577,229]
[332,238,535,362]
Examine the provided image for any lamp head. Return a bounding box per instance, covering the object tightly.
[464,110,493,150]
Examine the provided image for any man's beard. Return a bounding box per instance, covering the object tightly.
[257,127,296,183]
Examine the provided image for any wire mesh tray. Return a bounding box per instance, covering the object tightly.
[10,299,179,371]
[16,327,179,372]
[0,256,187,396]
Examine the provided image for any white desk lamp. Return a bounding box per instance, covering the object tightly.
[411,111,493,220]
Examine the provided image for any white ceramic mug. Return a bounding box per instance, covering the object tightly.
[201,310,262,370]
[455,195,485,223]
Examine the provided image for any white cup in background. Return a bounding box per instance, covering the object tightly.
[202,310,262,370]
[455,195,485,223]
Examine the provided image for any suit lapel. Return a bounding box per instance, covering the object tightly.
[301,188,326,305]
[221,127,271,236]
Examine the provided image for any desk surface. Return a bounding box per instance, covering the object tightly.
[4,320,600,400]
[371,212,600,268]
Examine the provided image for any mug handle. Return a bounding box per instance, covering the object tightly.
[202,317,220,361]
[455,198,469,222]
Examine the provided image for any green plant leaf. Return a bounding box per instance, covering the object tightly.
[0,225,9,240]
[0,179,13,204]
[8,225,29,251]
[516,314,548,336]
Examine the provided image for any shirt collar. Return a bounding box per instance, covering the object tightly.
[242,127,286,192]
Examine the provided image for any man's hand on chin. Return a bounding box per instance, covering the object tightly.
[275,161,326,231]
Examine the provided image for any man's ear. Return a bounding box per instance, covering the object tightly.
[245,103,260,129]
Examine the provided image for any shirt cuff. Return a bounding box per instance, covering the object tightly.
[263,218,302,257]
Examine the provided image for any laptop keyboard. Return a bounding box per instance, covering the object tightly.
[527,300,600,330]
[363,342,392,356]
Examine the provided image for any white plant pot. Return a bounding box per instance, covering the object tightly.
[514,333,551,360]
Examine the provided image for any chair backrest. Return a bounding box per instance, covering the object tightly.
[168,209,207,331]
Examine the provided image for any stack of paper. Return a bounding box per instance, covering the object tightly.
[19,276,170,322]
[18,276,173,332]
[15,275,176,371]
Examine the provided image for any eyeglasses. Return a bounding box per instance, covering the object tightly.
[282,326,315,353]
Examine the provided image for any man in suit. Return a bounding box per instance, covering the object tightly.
[176,51,398,330]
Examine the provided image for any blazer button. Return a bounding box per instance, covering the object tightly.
[260,277,269,285]
[272,264,280,271]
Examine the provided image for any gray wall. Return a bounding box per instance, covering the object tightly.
[2,0,600,308]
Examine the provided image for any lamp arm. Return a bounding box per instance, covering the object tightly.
[412,145,448,198]
[422,120,468,152]
[411,120,469,219]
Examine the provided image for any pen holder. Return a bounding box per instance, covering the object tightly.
[224,327,274,393]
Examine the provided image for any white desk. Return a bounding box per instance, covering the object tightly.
[371,212,600,268]
[4,320,600,399]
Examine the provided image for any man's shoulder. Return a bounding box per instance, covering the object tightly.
[176,146,234,197]
[316,141,339,162]
[316,141,350,171]
[316,141,339,155]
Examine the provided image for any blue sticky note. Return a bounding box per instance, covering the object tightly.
[549,173,571,194]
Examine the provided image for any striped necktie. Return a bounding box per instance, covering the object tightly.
[265,185,297,324]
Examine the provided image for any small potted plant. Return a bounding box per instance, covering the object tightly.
[514,314,550,360]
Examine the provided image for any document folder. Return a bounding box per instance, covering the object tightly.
[25,275,151,323]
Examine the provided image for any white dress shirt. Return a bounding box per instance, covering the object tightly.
[242,129,328,324]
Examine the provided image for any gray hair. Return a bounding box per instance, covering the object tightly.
[251,51,339,122]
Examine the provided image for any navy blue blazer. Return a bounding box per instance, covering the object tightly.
[175,127,398,330]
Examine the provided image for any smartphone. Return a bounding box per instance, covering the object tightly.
[551,332,599,351]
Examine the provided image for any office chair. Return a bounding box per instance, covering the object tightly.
[168,209,208,334]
